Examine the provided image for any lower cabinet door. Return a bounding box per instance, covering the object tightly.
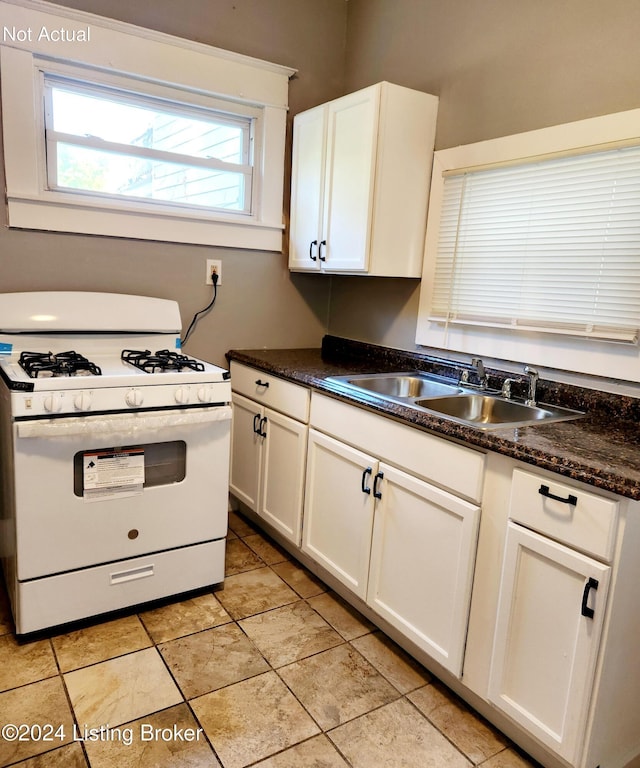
[366,463,480,677]
[488,522,610,765]
[302,429,376,599]
[259,408,308,546]
[230,393,263,511]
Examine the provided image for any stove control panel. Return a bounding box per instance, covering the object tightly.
[9,381,231,418]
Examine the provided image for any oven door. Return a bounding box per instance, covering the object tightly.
[12,406,231,580]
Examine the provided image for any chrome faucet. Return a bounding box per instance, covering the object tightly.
[524,365,539,406]
[471,357,488,389]
[460,357,488,389]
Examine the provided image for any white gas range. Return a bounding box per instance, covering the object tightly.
[0,291,232,634]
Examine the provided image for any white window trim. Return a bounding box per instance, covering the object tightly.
[0,0,295,250]
[416,108,640,383]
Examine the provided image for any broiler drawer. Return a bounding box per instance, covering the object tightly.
[509,467,618,562]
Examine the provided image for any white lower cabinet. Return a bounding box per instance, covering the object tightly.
[486,465,620,767]
[367,464,480,677]
[489,522,610,765]
[229,364,309,546]
[302,425,480,677]
[302,429,375,598]
[231,393,307,545]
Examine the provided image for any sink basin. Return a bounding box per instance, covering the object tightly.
[325,371,584,429]
[415,394,583,429]
[327,372,462,400]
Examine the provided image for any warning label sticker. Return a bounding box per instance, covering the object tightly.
[83,448,145,501]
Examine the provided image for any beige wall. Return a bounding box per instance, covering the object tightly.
[328,0,640,351]
[5,1,640,359]
[0,0,347,366]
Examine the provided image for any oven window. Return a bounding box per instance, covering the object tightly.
[73,441,186,497]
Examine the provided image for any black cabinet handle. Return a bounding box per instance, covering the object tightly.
[581,577,599,618]
[373,471,384,499]
[538,484,578,506]
[309,240,318,261]
[318,240,326,261]
[255,379,270,388]
[361,466,372,494]
[252,413,267,437]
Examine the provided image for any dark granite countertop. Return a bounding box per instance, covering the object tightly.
[227,337,640,501]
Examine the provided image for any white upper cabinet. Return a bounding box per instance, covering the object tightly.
[289,82,438,276]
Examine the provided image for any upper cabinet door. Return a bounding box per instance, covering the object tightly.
[321,87,379,272]
[288,105,327,271]
[288,82,438,277]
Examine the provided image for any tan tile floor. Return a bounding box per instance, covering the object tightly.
[0,510,540,768]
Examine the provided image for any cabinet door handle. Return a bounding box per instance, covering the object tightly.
[373,470,384,499]
[309,240,318,261]
[361,466,372,494]
[318,240,326,261]
[538,484,578,506]
[258,416,268,438]
[252,413,261,434]
[255,379,270,388]
[581,577,599,619]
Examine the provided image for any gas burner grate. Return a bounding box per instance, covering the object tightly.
[121,349,206,374]
[19,351,102,378]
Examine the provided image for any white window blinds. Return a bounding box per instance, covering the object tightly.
[429,144,640,343]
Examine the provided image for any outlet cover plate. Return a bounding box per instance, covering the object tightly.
[206,259,222,285]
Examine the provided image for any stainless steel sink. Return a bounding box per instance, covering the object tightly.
[325,371,584,429]
[327,372,462,400]
[415,393,582,429]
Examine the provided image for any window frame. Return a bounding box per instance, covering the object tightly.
[0,0,294,250]
[416,108,640,383]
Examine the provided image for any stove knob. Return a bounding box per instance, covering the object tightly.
[174,386,191,404]
[125,388,144,407]
[197,385,214,403]
[43,394,63,413]
[74,392,92,411]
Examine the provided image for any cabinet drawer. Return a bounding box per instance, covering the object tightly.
[230,362,310,422]
[509,468,618,562]
[310,393,485,502]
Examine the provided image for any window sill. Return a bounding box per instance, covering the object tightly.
[7,193,285,250]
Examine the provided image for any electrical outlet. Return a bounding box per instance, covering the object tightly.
[205,259,222,285]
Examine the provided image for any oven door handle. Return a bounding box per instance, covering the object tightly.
[16,406,232,439]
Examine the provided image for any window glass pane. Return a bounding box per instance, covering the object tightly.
[50,86,246,164]
[57,143,246,210]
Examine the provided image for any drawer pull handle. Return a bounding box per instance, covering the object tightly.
[581,577,599,619]
[373,471,384,499]
[255,379,270,388]
[538,484,578,506]
[361,466,372,494]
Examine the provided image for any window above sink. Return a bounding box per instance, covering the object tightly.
[417,106,640,384]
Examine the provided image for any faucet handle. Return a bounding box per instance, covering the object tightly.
[501,378,515,399]
[523,365,539,406]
